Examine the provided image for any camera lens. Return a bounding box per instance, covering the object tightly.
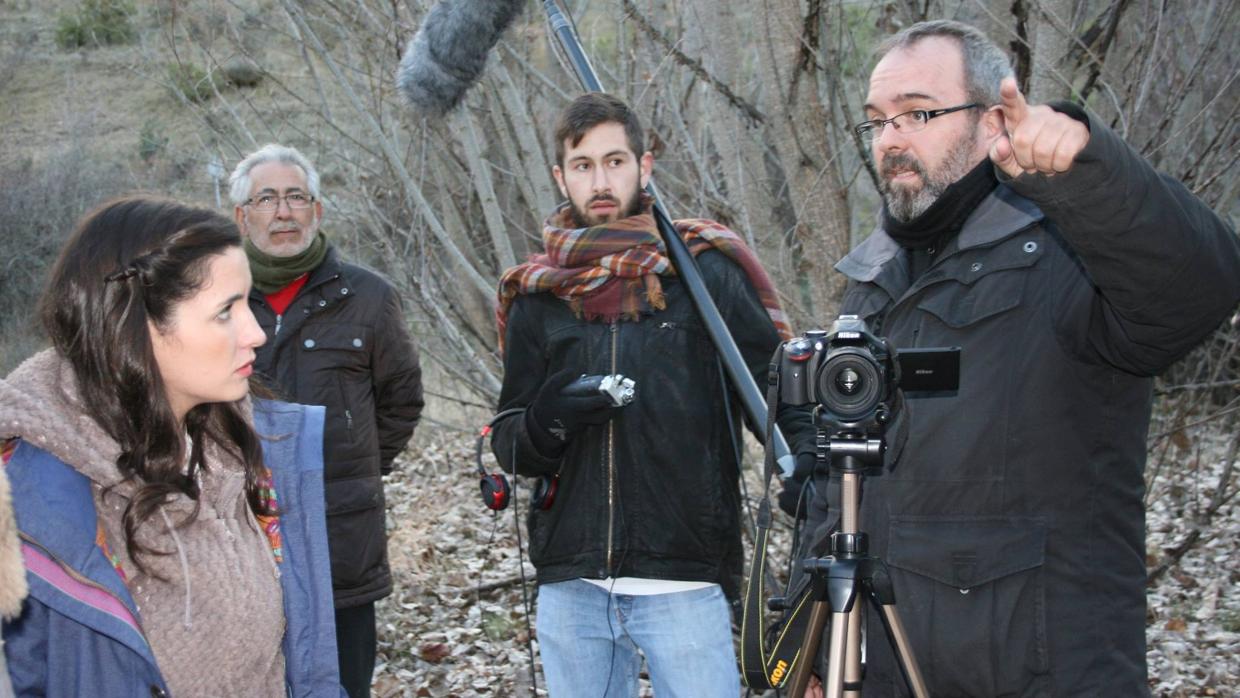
[835,367,862,395]
[815,349,883,421]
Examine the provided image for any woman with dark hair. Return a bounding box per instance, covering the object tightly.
[1,196,343,696]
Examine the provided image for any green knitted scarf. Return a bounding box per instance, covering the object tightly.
[244,232,328,294]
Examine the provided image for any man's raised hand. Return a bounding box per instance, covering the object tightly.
[989,77,1090,178]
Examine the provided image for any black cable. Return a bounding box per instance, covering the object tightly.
[601,576,620,697]
[508,433,540,695]
[602,414,631,697]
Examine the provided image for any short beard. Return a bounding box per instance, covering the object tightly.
[567,185,644,228]
[881,130,982,222]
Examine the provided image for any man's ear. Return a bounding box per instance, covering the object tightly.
[313,199,324,224]
[638,152,654,188]
[552,165,568,198]
[234,206,247,233]
[982,105,1006,143]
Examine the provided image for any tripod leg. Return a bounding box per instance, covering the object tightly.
[823,609,851,698]
[786,600,831,698]
[876,604,930,698]
[843,604,862,697]
[867,562,930,698]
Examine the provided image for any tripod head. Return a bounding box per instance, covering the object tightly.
[814,410,887,478]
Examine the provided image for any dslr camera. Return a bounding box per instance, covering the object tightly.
[779,315,959,429]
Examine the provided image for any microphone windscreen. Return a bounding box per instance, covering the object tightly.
[397,0,525,116]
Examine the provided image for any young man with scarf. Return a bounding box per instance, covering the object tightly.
[795,21,1239,698]
[230,144,425,698]
[492,92,814,697]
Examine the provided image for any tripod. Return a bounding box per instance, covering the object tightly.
[784,429,929,698]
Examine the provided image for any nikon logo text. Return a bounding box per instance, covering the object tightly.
[770,660,789,684]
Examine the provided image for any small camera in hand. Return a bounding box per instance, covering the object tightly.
[564,374,637,406]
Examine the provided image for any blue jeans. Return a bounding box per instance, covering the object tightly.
[536,579,740,697]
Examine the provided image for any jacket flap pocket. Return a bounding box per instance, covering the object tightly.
[300,323,369,353]
[887,516,1046,589]
[916,232,1044,328]
[917,268,1026,328]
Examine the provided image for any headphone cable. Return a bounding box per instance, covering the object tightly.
[508,433,540,695]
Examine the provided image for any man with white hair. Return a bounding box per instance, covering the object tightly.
[230,144,424,698]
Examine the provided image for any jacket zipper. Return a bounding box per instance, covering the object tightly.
[605,320,618,575]
[262,272,341,353]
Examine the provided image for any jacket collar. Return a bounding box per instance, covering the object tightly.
[836,185,1045,286]
[304,244,347,290]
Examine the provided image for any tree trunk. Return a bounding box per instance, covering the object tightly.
[753,0,852,319]
[1027,0,1079,103]
[682,0,784,264]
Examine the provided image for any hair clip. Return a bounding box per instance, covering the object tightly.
[105,266,140,283]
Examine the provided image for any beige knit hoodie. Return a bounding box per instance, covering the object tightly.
[0,350,287,696]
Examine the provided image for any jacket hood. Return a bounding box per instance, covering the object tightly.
[1,349,127,491]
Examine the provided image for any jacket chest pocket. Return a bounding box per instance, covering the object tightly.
[885,515,1050,695]
[916,233,1044,330]
[297,323,371,406]
[300,324,370,362]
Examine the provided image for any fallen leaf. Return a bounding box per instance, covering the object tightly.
[419,642,450,663]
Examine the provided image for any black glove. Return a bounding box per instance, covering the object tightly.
[778,452,817,520]
[526,368,623,456]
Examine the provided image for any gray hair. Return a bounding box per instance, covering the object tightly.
[876,20,1014,106]
[228,143,321,206]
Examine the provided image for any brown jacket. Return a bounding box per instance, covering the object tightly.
[248,247,424,607]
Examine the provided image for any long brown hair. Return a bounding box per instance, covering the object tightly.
[39,196,275,573]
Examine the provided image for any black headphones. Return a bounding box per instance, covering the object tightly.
[475,409,557,512]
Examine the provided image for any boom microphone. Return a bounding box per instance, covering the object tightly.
[396,0,525,116]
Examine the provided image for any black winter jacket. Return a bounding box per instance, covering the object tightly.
[493,250,813,598]
[250,247,424,608]
[803,113,1239,696]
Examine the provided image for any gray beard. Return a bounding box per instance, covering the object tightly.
[881,133,980,222]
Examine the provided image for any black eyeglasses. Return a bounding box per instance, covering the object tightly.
[245,192,315,211]
[854,103,982,141]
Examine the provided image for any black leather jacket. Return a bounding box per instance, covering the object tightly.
[250,247,424,608]
[493,249,813,598]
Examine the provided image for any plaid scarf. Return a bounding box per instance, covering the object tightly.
[496,198,791,353]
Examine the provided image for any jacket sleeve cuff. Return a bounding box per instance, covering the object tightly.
[524,410,568,460]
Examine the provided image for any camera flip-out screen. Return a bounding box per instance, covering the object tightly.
[895,347,961,392]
